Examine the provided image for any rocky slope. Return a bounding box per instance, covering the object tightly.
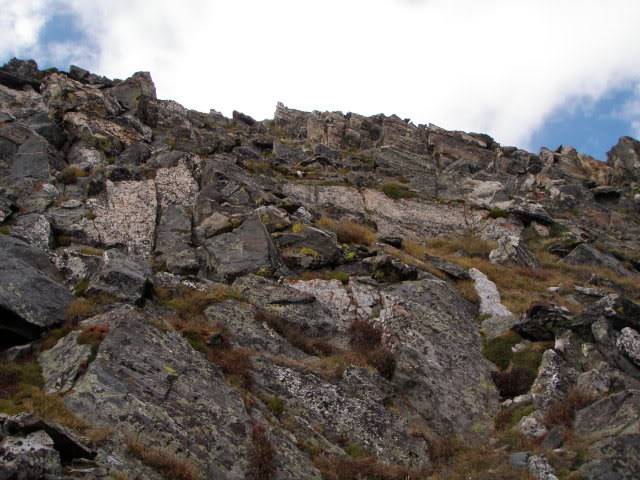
[1,58,640,480]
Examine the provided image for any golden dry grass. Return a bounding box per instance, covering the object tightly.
[125,434,201,480]
[318,216,376,246]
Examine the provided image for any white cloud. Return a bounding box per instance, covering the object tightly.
[0,0,50,58]
[619,83,640,138]
[6,0,640,148]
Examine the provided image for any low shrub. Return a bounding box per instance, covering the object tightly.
[64,298,97,324]
[77,324,109,361]
[429,435,463,465]
[491,368,537,399]
[381,182,417,200]
[543,388,595,428]
[494,404,535,431]
[482,331,521,370]
[314,455,428,480]
[255,309,336,357]
[60,166,87,185]
[207,346,253,390]
[488,208,508,219]
[246,423,276,480]
[158,285,243,319]
[348,320,396,380]
[126,434,201,480]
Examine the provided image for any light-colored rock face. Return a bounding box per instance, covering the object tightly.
[155,158,200,208]
[86,180,157,257]
[39,331,92,394]
[469,267,516,338]
[489,235,539,268]
[0,430,62,478]
[289,277,499,435]
[617,327,640,368]
[530,349,579,410]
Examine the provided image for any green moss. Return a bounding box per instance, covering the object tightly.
[184,331,208,353]
[326,271,349,285]
[266,396,285,417]
[0,225,11,235]
[343,443,368,459]
[73,278,90,297]
[79,246,104,257]
[299,247,320,258]
[488,208,508,219]
[381,182,417,200]
[344,251,357,262]
[482,331,522,370]
[291,223,305,233]
[0,361,45,415]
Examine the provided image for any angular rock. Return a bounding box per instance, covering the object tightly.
[39,331,92,394]
[65,307,252,479]
[154,205,198,275]
[275,225,341,269]
[562,243,631,276]
[10,213,52,251]
[87,250,152,305]
[531,349,579,410]
[0,236,72,347]
[528,455,559,480]
[617,327,640,368]
[517,414,548,440]
[469,268,517,338]
[201,215,282,282]
[489,235,539,268]
[512,303,572,341]
[0,430,62,478]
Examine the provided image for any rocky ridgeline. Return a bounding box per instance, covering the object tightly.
[1,58,640,479]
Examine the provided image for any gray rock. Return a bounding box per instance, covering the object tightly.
[10,213,52,251]
[510,451,530,469]
[489,235,539,268]
[607,136,640,182]
[87,249,152,305]
[531,349,579,410]
[426,255,470,280]
[540,426,566,451]
[517,414,548,440]
[528,454,559,480]
[39,331,92,394]
[10,133,53,180]
[562,243,631,276]
[201,215,282,282]
[617,327,640,368]
[579,434,640,479]
[195,211,233,241]
[275,225,340,269]
[0,430,62,479]
[0,235,72,346]
[512,303,572,341]
[155,205,198,275]
[575,390,640,440]
[65,307,252,479]
[469,268,517,338]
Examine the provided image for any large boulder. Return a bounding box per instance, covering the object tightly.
[0,430,62,478]
[64,307,252,479]
[489,235,538,268]
[274,225,341,269]
[87,249,152,305]
[562,243,631,276]
[154,205,198,275]
[200,215,282,282]
[607,136,640,183]
[512,303,572,341]
[469,267,517,338]
[0,236,72,348]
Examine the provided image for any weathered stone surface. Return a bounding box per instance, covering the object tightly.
[0,430,62,479]
[517,414,548,440]
[65,307,252,479]
[200,216,282,282]
[617,327,640,368]
[87,249,152,305]
[86,180,157,257]
[607,136,640,182]
[10,213,52,251]
[469,268,517,338]
[155,157,199,208]
[531,349,579,410]
[490,235,538,268]
[528,455,559,480]
[155,205,198,275]
[0,235,72,346]
[513,303,572,341]
[562,243,631,276]
[275,225,340,269]
[39,331,92,394]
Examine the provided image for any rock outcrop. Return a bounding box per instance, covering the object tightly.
[2,57,640,479]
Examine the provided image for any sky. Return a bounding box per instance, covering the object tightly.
[1,0,640,160]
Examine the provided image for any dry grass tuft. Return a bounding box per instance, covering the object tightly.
[314,454,429,480]
[207,345,253,390]
[64,298,97,324]
[157,284,243,319]
[125,434,201,480]
[543,388,596,428]
[256,309,337,357]
[318,216,376,246]
[348,320,396,380]
[246,423,276,480]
